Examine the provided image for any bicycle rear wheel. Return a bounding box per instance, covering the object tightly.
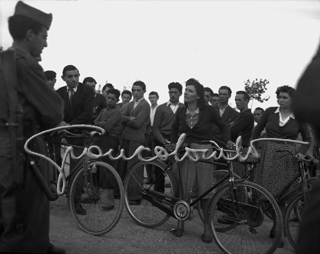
[284,193,304,250]
[68,161,124,235]
[209,180,282,254]
[124,159,178,228]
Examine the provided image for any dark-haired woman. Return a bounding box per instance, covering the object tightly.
[252,85,311,246]
[170,78,232,243]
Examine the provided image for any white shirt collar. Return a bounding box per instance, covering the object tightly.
[167,101,180,113]
[167,101,179,106]
[275,107,295,127]
[274,107,295,119]
[134,97,144,103]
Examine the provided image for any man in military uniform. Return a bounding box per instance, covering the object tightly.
[0,1,64,253]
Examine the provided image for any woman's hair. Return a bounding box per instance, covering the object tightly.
[276,85,296,100]
[185,78,206,108]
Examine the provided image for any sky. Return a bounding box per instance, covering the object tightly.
[1,0,320,109]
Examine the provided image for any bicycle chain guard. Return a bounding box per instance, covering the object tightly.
[173,200,191,221]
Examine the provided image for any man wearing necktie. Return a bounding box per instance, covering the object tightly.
[56,65,94,215]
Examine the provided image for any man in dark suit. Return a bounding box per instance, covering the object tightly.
[56,65,94,215]
[218,85,239,127]
[82,76,107,124]
[57,65,94,126]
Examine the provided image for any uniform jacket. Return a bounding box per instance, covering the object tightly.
[0,47,63,129]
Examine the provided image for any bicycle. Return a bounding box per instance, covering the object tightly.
[279,150,317,250]
[211,138,316,251]
[24,124,125,236]
[123,134,283,254]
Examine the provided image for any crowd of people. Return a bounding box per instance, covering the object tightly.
[1,1,320,253]
[44,62,319,246]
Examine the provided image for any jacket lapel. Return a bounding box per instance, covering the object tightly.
[70,83,82,114]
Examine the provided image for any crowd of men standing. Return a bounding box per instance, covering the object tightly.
[45,65,266,192]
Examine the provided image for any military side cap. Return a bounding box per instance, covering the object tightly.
[44,70,57,79]
[14,1,53,30]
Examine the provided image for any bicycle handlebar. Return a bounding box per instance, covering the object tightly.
[24,126,312,200]
[196,137,310,163]
[24,124,105,197]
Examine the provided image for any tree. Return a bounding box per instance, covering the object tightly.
[244,78,270,109]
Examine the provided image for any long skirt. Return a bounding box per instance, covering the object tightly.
[173,143,216,201]
[255,141,300,203]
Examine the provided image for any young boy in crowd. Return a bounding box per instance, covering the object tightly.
[94,88,122,210]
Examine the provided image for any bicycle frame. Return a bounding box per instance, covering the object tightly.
[138,148,254,222]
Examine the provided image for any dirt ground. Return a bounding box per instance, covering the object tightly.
[49,195,297,254]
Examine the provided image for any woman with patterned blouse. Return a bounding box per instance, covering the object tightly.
[170,78,232,243]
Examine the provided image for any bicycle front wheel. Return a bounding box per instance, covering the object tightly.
[284,193,305,250]
[209,180,283,254]
[124,159,178,228]
[68,161,124,235]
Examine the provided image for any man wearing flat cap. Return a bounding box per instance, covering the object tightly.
[45,70,57,89]
[0,1,65,253]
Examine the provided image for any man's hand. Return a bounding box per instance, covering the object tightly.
[296,153,305,161]
[59,121,70,127]
[228,121,235,128]
[226,140,235,149]
[162,139,170,145]
[129,117,136,121]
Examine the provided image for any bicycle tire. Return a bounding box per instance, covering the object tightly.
[284,193,304,250]
[209,180,283,254]
[68,161,124,235]
[196,169,241,224]
[124,159,178,228]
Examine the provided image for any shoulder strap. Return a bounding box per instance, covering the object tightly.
[0,49,24,184]
[0,49,26,232]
